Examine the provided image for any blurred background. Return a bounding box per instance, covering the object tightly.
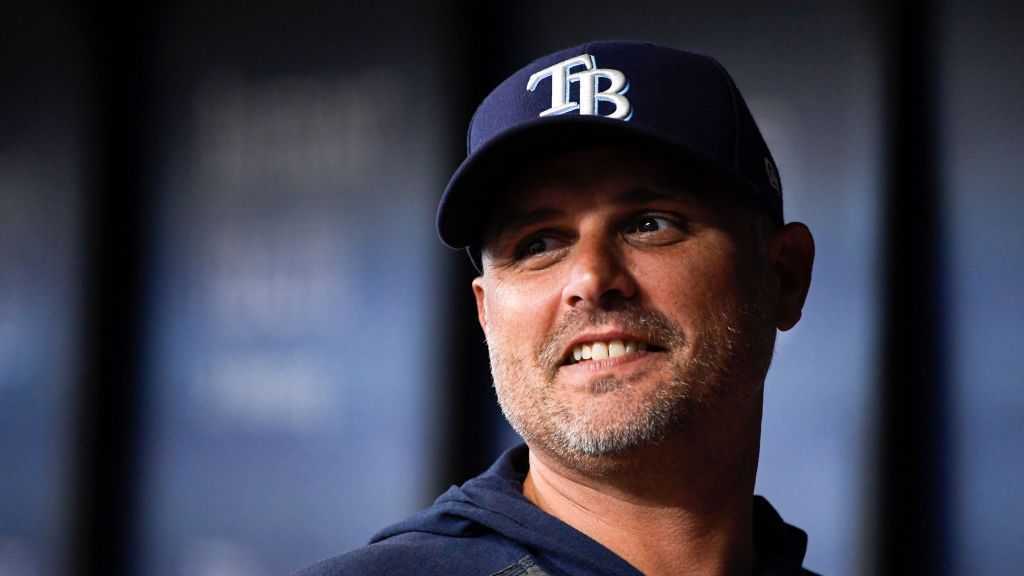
[1,0,1021,575]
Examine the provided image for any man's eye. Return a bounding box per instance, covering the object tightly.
[519,236,556,257]
[622,214,689,246]
[627,215,675,234]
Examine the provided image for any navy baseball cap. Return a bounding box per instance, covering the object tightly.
[437,40,783,267]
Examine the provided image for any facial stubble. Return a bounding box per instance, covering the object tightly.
[487,279,777,472]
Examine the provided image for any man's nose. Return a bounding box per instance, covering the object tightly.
[562,235,638,308]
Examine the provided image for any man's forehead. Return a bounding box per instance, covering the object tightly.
[500,187,705,221]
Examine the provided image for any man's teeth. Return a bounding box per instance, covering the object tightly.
[571,340,648,362]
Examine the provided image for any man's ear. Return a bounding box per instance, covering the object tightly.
[771,222,815,331]
[472,276,487,332]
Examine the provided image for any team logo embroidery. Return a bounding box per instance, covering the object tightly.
[526,54,632,120]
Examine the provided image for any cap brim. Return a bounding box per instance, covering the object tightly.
[436,114,766,250]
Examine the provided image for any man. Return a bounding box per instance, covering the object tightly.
[300,40,816,576]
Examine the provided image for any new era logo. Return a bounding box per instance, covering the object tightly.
[765,158,780,193]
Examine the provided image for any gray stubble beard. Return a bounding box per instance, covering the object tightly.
[488,279,777,472]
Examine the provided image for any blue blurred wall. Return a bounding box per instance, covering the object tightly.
[0,1,1021,575]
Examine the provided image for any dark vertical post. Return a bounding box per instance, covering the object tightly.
[877,0,951,573]
[435,3,524,489]
[70,4,158,575]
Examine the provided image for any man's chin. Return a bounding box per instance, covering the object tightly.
[551,381,688,443]
[523,414,679,476]
[526,433,666,479]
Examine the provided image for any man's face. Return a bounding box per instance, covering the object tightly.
[472,146,781,468]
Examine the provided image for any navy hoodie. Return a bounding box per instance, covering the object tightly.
[297,444,817,576]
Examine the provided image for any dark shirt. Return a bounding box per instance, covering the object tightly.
[297,443,819,575]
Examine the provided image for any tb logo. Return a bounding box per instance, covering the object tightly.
[526,54,632,120]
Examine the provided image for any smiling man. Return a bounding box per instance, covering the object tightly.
[299,41,817,576]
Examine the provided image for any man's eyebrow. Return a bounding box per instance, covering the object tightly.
[486,186,711,245]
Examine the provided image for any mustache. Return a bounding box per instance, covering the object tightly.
[536,303,686,370]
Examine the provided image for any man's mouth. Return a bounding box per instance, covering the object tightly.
[562,339,665,366]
